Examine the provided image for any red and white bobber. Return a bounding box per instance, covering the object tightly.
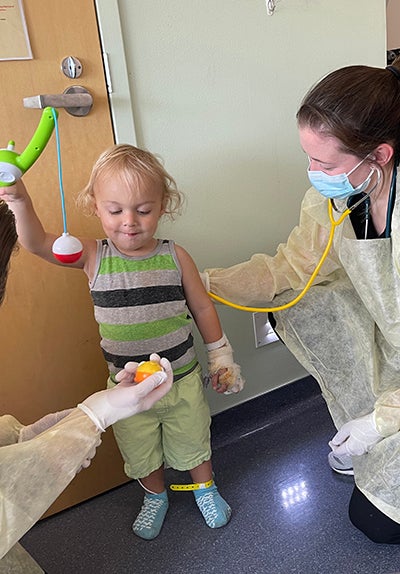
[52,233,83,263]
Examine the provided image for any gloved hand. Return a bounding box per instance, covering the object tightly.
[329,412,384,456]
[113,353,163,385]
[18,408,74,442]
[78,356,173,432]
[206,333,245,395]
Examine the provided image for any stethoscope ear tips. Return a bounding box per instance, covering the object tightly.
[52,232,83,263]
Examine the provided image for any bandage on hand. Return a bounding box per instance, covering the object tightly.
[206,334,245,394]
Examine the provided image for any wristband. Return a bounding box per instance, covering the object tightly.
[206,334,227,352]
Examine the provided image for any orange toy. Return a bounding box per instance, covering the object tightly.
[134,360,163,383]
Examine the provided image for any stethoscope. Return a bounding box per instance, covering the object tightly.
[208,165,396,313]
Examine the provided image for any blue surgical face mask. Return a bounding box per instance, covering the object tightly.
[307,155,374,200]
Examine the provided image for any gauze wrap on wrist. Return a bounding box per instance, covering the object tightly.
[206,333,245,394]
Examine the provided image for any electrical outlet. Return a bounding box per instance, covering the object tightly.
[252,312,279,348]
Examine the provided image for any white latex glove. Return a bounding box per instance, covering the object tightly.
[329,412,384,456]
[113,353,163,385]
[18,409,74,442]
[112,361,139,385]
[78,356,173,432]
[206,333,245,395]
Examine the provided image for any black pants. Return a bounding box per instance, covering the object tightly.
[349,486,400,544]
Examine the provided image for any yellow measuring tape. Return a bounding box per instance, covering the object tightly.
[207,202,351,313]
[170,479,214,491]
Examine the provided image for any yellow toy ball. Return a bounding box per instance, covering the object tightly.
[134,360,163,383]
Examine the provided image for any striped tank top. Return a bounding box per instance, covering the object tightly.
[90,239,198,379]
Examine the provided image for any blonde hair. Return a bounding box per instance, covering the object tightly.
[77,144,184,219]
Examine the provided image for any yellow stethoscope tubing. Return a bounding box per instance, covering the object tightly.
[207,201,351,313]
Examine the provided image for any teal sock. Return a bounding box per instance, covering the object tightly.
[132,491,169,540]
[194,484,231,528]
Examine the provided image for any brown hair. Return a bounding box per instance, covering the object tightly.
[0,200,18,305]
[296,57,400,162]
[77,144,184,219]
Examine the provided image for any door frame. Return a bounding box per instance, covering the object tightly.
[95,0,137,144]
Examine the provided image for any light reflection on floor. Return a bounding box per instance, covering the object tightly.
[281,479,308,510]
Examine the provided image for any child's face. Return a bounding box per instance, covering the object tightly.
[93,172,165,256]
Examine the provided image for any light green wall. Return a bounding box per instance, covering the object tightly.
[96,0,386,414]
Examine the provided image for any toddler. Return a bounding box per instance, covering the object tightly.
[1,144,244,540]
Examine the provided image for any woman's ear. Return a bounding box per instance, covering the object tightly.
[371,143,394,166]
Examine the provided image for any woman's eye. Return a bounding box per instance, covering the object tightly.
[317,164,334,172]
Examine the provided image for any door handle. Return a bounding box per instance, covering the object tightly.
[23,86,93,117]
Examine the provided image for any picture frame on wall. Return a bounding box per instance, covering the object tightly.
[0,0,32,61]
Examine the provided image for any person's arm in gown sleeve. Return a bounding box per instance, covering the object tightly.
[0,410,101,558]
[373,389,400,437]
[0,357,172,558]
[0,415,24,446]
[204,188,342,306]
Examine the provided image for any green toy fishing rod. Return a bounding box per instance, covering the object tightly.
[0,107,57,186]
[0,106,83,263]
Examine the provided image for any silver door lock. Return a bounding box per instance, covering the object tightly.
[61,56,83,79]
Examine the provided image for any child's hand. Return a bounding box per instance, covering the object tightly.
[206,334,245,395]
[0,179,29,204]
[211,369,230,394]
[210,365,244,394]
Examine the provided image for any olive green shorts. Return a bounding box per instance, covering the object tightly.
[108,364,212,479]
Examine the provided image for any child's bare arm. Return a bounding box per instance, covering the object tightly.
[0,179,96,273]
[0,180,56,258]
[176,244,245,394]
[176,244,223,343]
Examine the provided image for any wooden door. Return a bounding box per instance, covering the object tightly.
[0,0,129,516]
